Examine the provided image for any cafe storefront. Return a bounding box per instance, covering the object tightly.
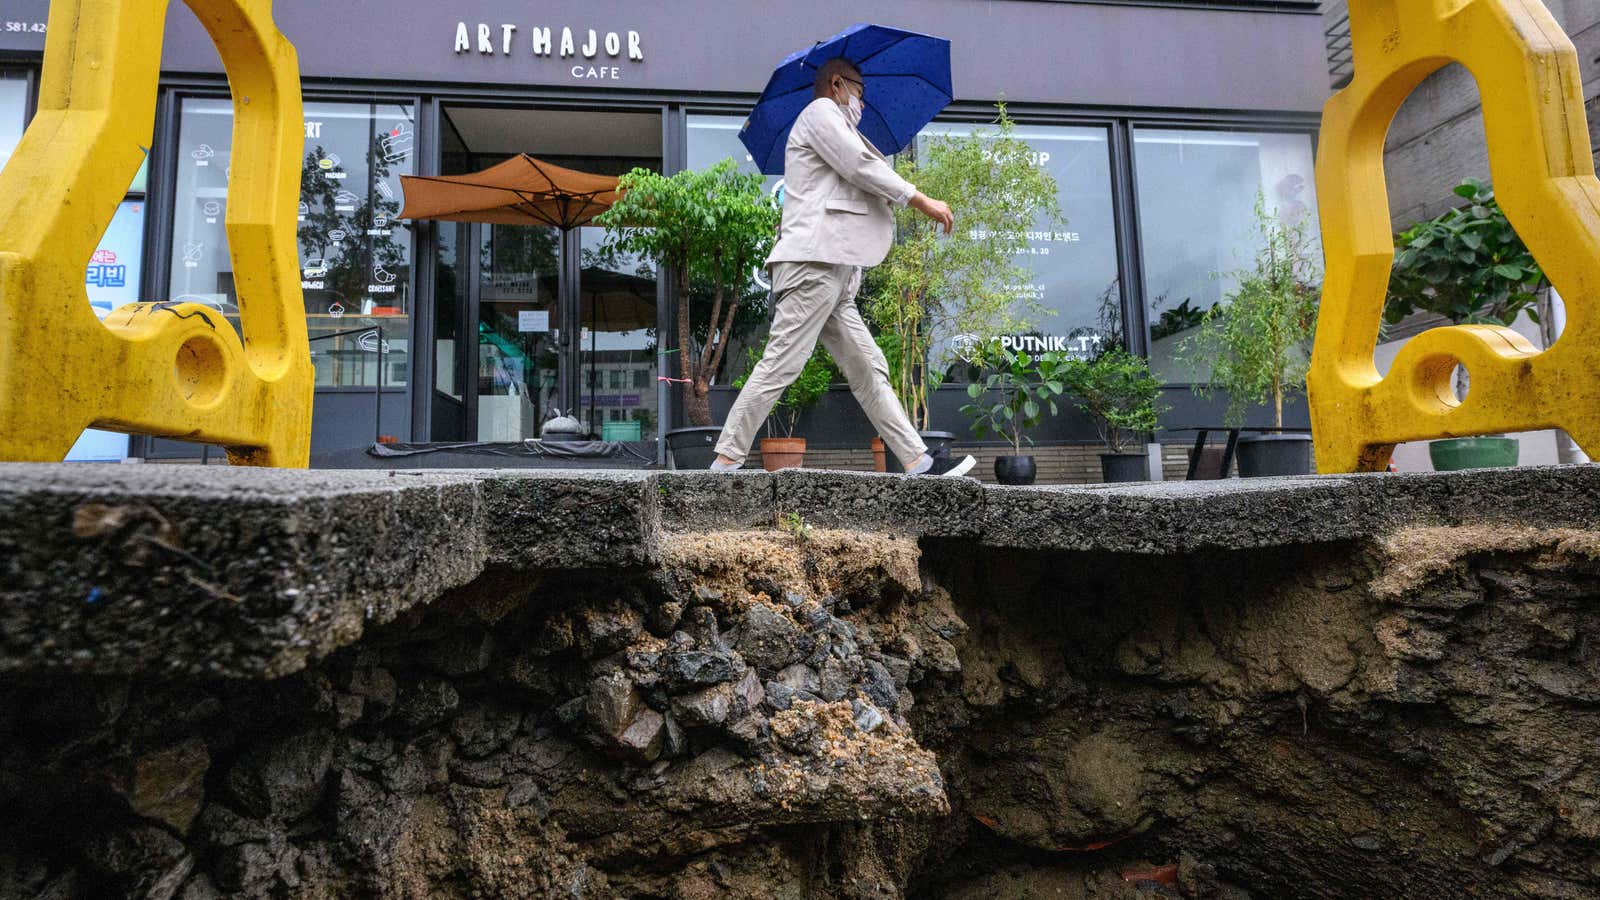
[0,0,1329,462]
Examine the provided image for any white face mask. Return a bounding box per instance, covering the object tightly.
[843,92,864,128]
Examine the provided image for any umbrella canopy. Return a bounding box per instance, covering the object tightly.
[399,154,620,229]
[578,266,656,332]
[740,23,953,176]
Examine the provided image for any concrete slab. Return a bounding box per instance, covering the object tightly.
[772,469,985,538]
[0,465,487,679]
[478,470,660,570]
[981,466,1600,553]
[4,462,1597,678]
[655,471,778,533]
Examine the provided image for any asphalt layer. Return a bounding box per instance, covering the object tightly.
[3,463,1596,678]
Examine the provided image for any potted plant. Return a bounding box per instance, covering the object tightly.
[595,159,780,469]
[1178,193,1320,477]
[732,341,838,471]
[959,343,1070,485]
[864,103,1061,461]
[1386,178,1545,471]
[1064,347,1165,482]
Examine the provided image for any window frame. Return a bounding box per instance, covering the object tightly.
[1126,120,1322,387]
[155,84,425,395]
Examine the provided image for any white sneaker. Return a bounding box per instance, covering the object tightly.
[911,448,976,477]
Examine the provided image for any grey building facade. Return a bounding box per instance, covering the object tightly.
[2,0,1330,461]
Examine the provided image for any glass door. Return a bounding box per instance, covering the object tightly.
[473,223,561,441]
[577,227,658,443]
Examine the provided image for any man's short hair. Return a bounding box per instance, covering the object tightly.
[813,58,861,98]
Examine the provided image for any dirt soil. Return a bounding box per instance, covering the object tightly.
[3,525,1599,898]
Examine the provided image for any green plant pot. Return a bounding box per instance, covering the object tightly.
[1428,437,1519,471]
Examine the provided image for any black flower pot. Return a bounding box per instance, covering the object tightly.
[994,455,1037,485]
[1099,452,1148,483]
[887,430,957,473]
[666,426,723,470]
[1236,433,1313,477]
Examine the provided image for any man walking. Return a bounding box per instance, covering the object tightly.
[711,58,976,477]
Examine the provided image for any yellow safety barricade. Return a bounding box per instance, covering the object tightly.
[1311,0,1600,473]
[0,0,311,466]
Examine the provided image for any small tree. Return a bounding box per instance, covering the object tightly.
[1386,177,1546,399]
[1063,348,1165,454]
[595,159,781,426]
[959,344,1071,456]
[732,342,838,438]
[865,103,1062,429]
[1178,193,1320,427]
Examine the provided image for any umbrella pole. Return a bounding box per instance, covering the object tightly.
[589,310,596,439]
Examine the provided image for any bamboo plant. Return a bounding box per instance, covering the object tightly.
[863,103,1061,430]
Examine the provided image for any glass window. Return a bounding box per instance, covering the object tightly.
[687,114,779,188]
[918,122,1121,378]
[87,201,146,317]
[0,70,26,169]
[578,226,658,440]
[686,114,782,384]
[169,97,416,387]
[1134,128,1320,382]
[67,200,145,463]
[476,224,560,442]
[434,223,462,400]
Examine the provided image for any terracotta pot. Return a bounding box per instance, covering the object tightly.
[759,437,806,471]
[870,437,887,472]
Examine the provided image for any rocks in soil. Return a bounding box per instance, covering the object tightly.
[861,659,899,711]
[852,698,885,734]
[586,672,643,737]
[663,650,743,690]
[735,602,808,671]
[616,708,666,763]
[84,825,193,900]
[125,737,211,833]
[394,677,458,730]
[774,663,821,695]
[672,681,736,727]
[224,728,335,821]
[817,656,858,702]
[579,607,642,658]
[764,680,796,710]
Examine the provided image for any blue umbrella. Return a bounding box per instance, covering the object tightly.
[740,23,953,176]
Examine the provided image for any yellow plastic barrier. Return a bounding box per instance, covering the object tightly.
[1310,0,1600,473]
[0,0,311,466]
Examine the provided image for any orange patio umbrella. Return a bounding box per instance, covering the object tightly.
[398,153,620,229]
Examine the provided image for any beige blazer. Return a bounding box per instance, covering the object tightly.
[765,97,917,269]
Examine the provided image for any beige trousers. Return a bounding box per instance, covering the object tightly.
[714,261,927,468]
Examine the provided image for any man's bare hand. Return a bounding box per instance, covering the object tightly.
[909,192,954,234]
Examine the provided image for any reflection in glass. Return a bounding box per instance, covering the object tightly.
[1133,128,1320,383]
[475,224,560,441]
[918,123,1121,379]
[685,115,781,386]
[435,223,462,401]
[0,71,25,169]
[578,227,658,440]
[169,98,416,387]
